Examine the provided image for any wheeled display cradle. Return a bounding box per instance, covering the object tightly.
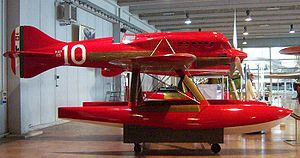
[124,125,223,154]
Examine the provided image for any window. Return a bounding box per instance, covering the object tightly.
[122,34,136,44]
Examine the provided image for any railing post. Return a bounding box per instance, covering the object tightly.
[296,119,298,142]
[285,113,300,145]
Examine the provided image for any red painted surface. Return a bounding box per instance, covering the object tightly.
[5,26,247,78]
[5,26,292,132]
[58,100,292,129]
[83,102,128,106]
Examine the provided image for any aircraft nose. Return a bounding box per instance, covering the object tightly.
[233,49,247,60]
[274,106,293,118]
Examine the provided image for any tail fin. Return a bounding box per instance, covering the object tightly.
[6,26,66,78]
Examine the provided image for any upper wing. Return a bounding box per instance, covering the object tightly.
[110,53,196,72]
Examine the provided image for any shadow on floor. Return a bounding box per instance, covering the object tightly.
[55,148,292,157]
[29,134,122,142]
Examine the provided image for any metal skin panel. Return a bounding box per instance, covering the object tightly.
[5,26,247,78]
[58,100,292,132]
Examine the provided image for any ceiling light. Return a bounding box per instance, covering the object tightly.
[243,26,249,35]
[162,12,175,16]
[266,7,280,11]
[256,35,265,38]
[245,10,252,22]
[259,24,270,27]
[242,37,247,45]
[185,13,192,24]
[289,24,295,34]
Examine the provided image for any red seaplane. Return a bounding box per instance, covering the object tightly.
[5,26,292,154]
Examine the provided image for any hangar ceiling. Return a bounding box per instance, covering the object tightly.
[118,0,300,40]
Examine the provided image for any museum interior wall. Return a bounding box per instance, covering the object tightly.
[3,0,156,135]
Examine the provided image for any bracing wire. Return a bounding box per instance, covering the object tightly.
[146,73,199,103]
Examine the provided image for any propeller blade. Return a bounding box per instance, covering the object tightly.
[235,57,244,78]
[229,57,244,79]
[229,62,235,78]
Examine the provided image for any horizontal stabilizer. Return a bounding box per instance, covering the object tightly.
[4,51,54,57]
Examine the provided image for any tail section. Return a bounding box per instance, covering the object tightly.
[6,26,66,78]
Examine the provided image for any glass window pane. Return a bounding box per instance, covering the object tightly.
[271,47,297,60]
[271,59,298,73]
[244,60,270,73]
[243,48,270,60]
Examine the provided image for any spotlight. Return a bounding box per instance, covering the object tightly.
[289,24,295,34]
[120,28,127,33]
[243,26,249,35]
[185,13,192,24]
[242,37,247,45]
[245,10,252,22]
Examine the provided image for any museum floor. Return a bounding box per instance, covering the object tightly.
[0,117,299,158]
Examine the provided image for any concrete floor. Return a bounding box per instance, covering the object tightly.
[0,118,299,158]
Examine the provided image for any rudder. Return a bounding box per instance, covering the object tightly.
[7,26,65,78]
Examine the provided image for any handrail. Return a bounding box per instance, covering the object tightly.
[285,112,300,145]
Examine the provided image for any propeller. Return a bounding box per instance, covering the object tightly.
[229,57,244,79]
[235,57,244,78]
[229,9,244,100]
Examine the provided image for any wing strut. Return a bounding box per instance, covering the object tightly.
[150,39,163,56]
[165,38,176,54]
[176,70,209,105]
[129,68,143,109]
[150,38,176,56]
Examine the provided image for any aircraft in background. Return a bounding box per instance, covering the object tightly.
[280,46,300,55]
[263,47,300,79]
[4,26,292,154]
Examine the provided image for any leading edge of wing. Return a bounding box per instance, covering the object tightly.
[110,53,196,72]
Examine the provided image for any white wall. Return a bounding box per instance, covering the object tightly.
[120,6,157,33]
[6,0,156,134]
[17,0,116,133]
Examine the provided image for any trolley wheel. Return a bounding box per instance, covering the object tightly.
[211,143,221,154]
[134,143,142,153]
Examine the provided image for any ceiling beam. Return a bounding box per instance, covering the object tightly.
[158,19,300,31]
[152,15,300,26]
[142,10,300,22]
[118,0,218,7]
[129,0,300,14]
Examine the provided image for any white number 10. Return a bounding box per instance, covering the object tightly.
[62,44,87,65]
